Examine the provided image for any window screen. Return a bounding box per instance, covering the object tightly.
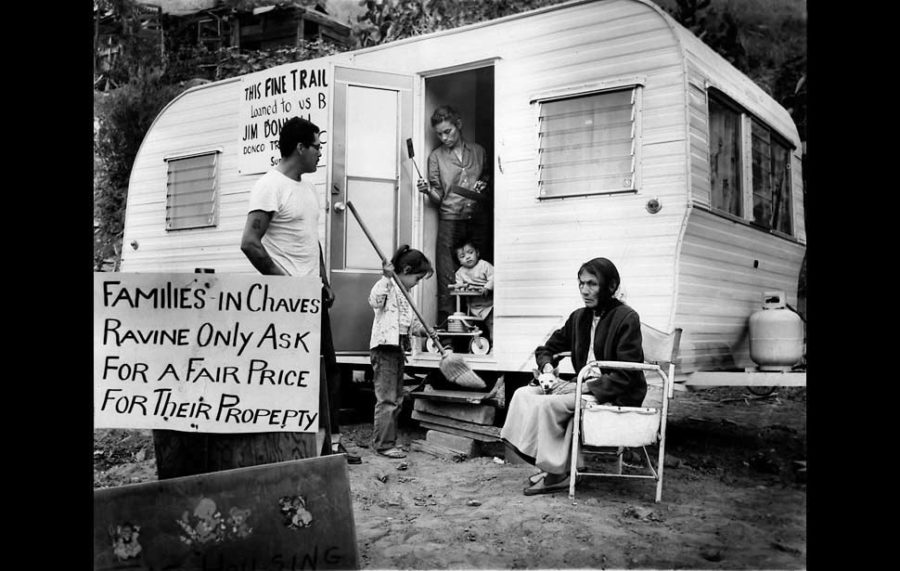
[538,88,636,198]
[165,152,219,230]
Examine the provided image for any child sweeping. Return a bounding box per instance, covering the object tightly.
[368,245,434,458]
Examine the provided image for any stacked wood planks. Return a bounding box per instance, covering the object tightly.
[408,378,506,460]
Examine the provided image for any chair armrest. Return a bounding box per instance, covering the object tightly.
[587,360,661,372]
[575,360,668,390]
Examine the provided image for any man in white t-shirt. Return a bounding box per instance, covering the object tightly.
[241,117,361,464]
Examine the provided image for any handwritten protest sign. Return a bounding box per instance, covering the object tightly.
[238,61,330,175]
[94,272,321,434]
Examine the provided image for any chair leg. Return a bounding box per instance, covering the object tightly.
[655,364,677,502]
[615,447,623,475]
[569,416,581,502]
[655,433,667,503]
[569,394,584,502]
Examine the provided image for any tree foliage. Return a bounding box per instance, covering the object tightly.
[165,40,341,84]
[93,0,342,269]
[95,0,167,86]
[219,0,324,10]
[352,0,569,47]
[664,0,806,143]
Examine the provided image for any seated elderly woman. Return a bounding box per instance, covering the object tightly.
[499,257,646,495]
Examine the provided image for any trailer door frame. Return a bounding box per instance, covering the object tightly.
[327,64,415,355]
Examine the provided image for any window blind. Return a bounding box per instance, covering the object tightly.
[165,152,219,230]
[538,88,635,198]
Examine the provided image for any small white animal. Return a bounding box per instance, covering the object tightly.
[532,367,561,394]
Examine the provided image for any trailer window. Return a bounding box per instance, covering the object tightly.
[751,120,792,234]
[537,88,637,198]
[709,97,742,216]
[706,90,794,236]
[165,151,219,230]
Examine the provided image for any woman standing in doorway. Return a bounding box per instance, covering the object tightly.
[416,105,491,325]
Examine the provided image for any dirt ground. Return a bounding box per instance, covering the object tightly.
[93,385,806,570]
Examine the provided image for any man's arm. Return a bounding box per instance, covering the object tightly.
[240,210,285,275]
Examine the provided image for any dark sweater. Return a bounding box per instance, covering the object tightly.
[534,300,646,406]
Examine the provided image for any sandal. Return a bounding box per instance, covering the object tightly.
[522,474,581,496]
[525,471,548,487]
[377,447,407,459]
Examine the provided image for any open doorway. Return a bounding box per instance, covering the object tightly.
[420,65,495,354]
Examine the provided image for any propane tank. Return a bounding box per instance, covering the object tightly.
[749,291,804,371]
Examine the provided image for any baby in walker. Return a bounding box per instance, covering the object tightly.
[452,237,494,342]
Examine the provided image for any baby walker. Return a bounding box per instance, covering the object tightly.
[426,284,491,355]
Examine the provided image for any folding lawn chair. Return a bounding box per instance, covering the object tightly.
[568,324,682,503]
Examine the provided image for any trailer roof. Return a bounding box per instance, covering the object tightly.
[163,0,800,148]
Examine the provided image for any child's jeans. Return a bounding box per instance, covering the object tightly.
[370,345,405,451]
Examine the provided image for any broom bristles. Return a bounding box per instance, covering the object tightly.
[439,352,486,389]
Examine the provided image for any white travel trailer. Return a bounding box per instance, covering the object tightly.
[120,0,806,387]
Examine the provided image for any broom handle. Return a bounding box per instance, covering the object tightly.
[411,159,425,181]
[345,201,447,355]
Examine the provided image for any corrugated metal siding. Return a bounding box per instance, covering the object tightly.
[675,207,805,372]
[494,3,685,364]
[120,80,331,275]
[120,0,694,373]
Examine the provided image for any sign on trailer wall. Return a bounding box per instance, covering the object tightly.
[94,273,321,433]
[238,62,331,175]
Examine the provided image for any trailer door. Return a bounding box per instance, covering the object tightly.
[328,66,414,353]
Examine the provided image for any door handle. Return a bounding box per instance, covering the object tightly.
[333,201,346,212]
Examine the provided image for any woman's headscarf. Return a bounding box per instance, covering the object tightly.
[578,257,621,314]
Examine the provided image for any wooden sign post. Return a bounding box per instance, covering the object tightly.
[93,455,359,570]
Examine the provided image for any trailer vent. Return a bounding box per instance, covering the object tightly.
[537,87,637,199]
[165,151,220,230]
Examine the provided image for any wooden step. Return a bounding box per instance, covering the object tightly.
[409,375,505,408]
[410,387,499,405]
[409,438,468,462]
[426,430,480,456]
[413,399,496,425]
[418,422,500,443]
[412,410,501,442]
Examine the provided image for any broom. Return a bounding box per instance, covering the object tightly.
[346,201,486,390]
[406,138,425,180]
